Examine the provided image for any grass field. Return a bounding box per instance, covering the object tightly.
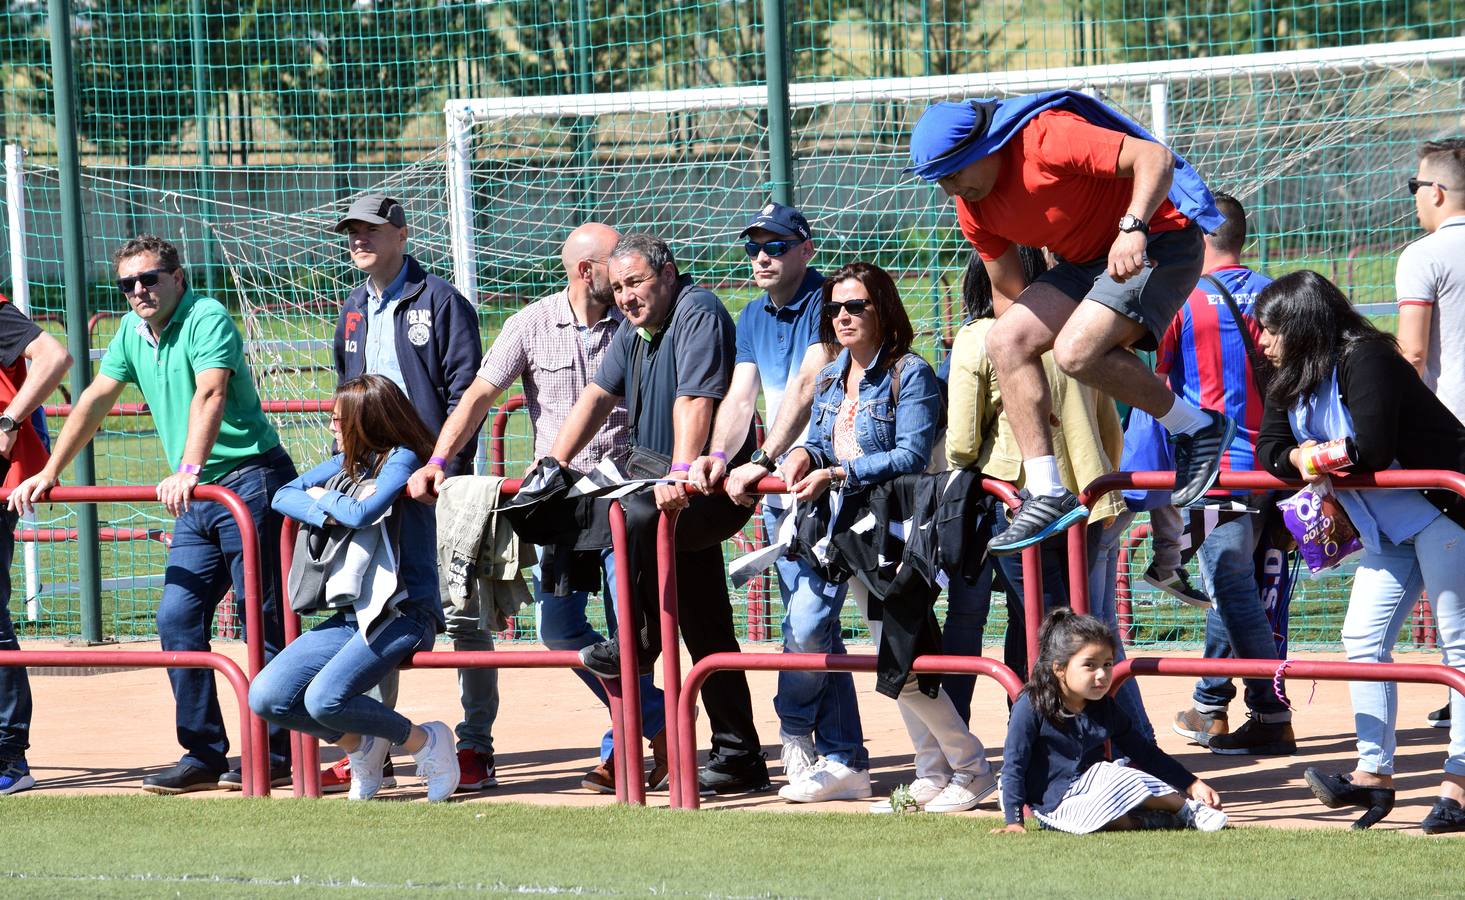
[0,796,1458,898]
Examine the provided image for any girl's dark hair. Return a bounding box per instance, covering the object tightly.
[1026,608,1117,726]
[1252,270,1396,409]
[333,374,436,479]
[959,247,1049,321]
[819,262,914,359]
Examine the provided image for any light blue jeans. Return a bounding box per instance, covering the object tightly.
[1342,514,1465,776]
[533,546,666,762]
[765,505,868,770]
[249,606,437,746]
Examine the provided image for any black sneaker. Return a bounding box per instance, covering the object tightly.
[1170,410,1237,508]
[1421,797,1465,835]
[1428,702,1452,729]
[218,764,293,790]
[1142,563,1211,608]
[141,762,228,795]
[697,754,772,795]
[1303,767,1395,830]
[1208,715,1297,755]
[988,490,1089,556]
[579,641,621,679]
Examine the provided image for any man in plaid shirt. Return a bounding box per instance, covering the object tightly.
[409,223,669,793]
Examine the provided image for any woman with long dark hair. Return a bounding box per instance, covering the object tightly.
[781,262,994,814]
[249,375,459,802]
[1254,270,1465,833]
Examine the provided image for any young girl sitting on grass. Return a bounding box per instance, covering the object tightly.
[996,609,1226,833]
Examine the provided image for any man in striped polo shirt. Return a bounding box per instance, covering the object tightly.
[690,203,870,803]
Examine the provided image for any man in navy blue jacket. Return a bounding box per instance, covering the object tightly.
[327,193,489,792]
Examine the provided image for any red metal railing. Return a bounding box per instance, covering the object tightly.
[0,484,271,796]
[280,477,646,803]
[667,476,1037,810]
[488,394,527,478]
[1112,656,1465,698]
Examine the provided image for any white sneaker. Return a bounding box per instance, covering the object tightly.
[923,768,997,814]
[779,730,817,784]
[412,721,460,803]
[1181,798,1228,832]
[869,775,948,813]
[346,735,392,801]
[777,759,873,803]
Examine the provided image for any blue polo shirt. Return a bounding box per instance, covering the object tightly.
[734,267,825,428]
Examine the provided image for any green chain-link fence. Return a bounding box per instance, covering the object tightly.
[1,1,1463,647]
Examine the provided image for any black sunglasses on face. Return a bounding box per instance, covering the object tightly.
[744,240,798,258]
[824,300,870,317]
[1408,177,1448,196]
[116,268,175,294]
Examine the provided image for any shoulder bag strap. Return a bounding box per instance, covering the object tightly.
[1201,273,1269,390]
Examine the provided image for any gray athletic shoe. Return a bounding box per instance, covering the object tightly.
[989,490,1089,556]
[1170,410,1238,508]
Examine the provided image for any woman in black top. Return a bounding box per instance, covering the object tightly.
[1253,270,1465,834]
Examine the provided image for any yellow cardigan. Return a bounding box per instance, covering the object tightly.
[945,318,1126,525]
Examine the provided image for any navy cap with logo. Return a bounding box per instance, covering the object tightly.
[333,193,407,232]
[739,202,812,241]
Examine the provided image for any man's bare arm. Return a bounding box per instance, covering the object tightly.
[548,383,620,466]
[706,363,760,458]
[757,343,835,458]
[1396,303,1433,378]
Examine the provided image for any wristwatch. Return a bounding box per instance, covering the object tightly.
[0,414,17,435]
[748,447,774,471]
[1118,214,1150,235]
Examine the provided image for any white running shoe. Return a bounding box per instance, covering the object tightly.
[869,775,948,813]
[779,730,818,785]
[1181,798,1228,832]
[412,721,461,803]
[923,768,997,814]
[346,735,392,801]
[777,759,873,803]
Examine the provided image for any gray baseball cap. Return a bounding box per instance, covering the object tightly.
[333,193,406,232]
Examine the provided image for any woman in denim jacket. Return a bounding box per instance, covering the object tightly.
[781,262,997,815]
[249,375,459,802]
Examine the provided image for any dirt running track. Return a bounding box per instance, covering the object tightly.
[12,640,1462,833]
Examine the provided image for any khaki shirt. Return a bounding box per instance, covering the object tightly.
[945,318,1126,524]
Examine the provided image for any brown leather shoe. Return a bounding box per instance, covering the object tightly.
[647,730,669,791]
[1172,707,1228,747]
[581,755,615,794]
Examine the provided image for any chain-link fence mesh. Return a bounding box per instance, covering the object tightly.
[2,2,1463,647]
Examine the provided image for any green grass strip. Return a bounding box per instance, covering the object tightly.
[0,796,1458,898]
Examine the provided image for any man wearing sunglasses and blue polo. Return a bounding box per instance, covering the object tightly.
[689,203,870,804]
[11,235,298,795]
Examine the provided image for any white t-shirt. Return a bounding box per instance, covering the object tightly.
[1396,215,1465,421]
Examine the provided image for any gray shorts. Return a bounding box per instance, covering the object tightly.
[1035,224,1205,352]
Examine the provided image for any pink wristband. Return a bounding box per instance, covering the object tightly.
[429,456,448,468]
[710,451,727,462]
[177,462,201,476]
[670,462,692,473]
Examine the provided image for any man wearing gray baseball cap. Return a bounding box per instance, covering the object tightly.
[325,192,492,795]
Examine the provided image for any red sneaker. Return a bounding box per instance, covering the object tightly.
[456,748,497,792]
[320,756,396,794]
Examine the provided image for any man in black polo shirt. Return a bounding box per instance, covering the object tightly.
[548,233,768,794]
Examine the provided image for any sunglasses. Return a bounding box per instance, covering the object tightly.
[824,300,870,317]
[1408,177,1448,195]
[744,240,798,258]
[116,268,175,294]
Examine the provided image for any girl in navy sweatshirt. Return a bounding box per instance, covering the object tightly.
[996,609,1226,833]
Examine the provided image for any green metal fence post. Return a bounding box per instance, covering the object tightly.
[47,0,103,643]
[762,0,794,206]
[189,0,217,294]
[571,0,595,224]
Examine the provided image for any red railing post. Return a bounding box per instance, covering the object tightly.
[606,500,645,805]
[488,394,527,479]
[656,509,683,808]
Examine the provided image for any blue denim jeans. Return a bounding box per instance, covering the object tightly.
[161,447,295,772]
[941,560,994,726]
[1342,515,1465,776]
[1190,501,1289,719]
[0,509,31,763]
[1085,513,1154,743]
[765,506,868,769]
[532,546,666,762]
[249,607,436,745]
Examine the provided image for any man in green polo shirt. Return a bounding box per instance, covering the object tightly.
[11,235,297,794]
